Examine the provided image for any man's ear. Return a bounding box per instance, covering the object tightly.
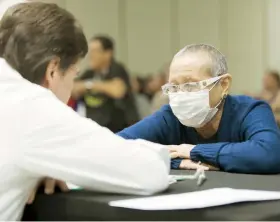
[43,57,60,87]
[220,73,232,95]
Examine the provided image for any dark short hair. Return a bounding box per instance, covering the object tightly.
[91,35,114,51]
[0,2,88,84]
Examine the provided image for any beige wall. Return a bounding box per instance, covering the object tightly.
[178,0,221,49]
[40,0,65,8]
[221,0,266,93]
[42,0,278,94]
[125,0,172,75]
[267,0,280,72]
[66,0,121,69]
[63,0,223,75]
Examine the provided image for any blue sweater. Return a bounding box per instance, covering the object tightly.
[117,95,280,174]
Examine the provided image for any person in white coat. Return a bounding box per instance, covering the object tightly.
[0,1,169,220]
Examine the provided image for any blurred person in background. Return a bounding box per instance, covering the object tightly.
[142,71,169,114]
[0,2,169,220]
[130,75,151,119]
[118,44,280,174]
[246,70,280,125]
[72,36,139,132]
[144,73,165,99]
[150,65,170,114]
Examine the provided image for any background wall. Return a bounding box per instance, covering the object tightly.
[42,0,277,94]
[220,0,266,94]
[268,0,280,72]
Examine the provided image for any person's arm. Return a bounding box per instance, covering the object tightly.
[71,70,93,99]
[190,102,280,173]
[72,65,128,100]
[72,80,88,99]
[92,64,130,99]
[72,78,127,100]
[117,105,183,169]
[18,92,169,195]
[90,77,127,99]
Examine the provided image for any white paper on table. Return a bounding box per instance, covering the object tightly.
[109,188,280,210]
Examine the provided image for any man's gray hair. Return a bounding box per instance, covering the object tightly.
[174,44,228,77]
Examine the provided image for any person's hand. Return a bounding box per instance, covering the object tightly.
[168,144,195,159]
[179,159,220,171]
[27,178,69,204]
[179,159,209,170]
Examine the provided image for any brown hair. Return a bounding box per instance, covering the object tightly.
[0,2,88,84]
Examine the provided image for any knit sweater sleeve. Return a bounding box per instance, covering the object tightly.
[190,102,280,173]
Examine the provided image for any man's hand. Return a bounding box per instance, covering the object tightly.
[179,159,209,170]
[168,144,195,159]
[27,178,69,204]
[179,159,220,171]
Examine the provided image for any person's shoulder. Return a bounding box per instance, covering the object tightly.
[230,95,268,107]
[156,104,179,121]
[108,61,130,82]
[229,95,271,117]
[158,104,173,112]
[112,60,125,69]
[153,105,186,141]
[16,79,54,100]
[22,83,63,108]
[111,61,128,73]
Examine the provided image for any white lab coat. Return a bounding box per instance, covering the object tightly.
[0,58,170,220]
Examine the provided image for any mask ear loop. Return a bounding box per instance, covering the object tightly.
[213,93,227,109]
[209,78,227,109]
[208,78,221,91]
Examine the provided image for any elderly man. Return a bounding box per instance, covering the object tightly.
[0,1,169,220]
[118,44,280,174]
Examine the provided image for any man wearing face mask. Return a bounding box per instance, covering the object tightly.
[118,44,280,174]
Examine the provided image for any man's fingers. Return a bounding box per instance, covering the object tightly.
[197,164,209,171]
[180,160,195,169]
[170,152,186,159]
[27,190,35,205]
[170,152,179,159]
[211,166,219,171]
[27,178,69,205]
[180,160,209,170]
[44,178,56,195]
[45,179,69,195]
[26,180,41,204]
[57,180,69,192]
[168,146,178,152]
[203,163,219,171]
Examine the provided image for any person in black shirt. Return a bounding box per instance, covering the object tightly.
[72,35,139,132]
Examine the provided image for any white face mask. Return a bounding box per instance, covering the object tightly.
[168,79,223,128]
